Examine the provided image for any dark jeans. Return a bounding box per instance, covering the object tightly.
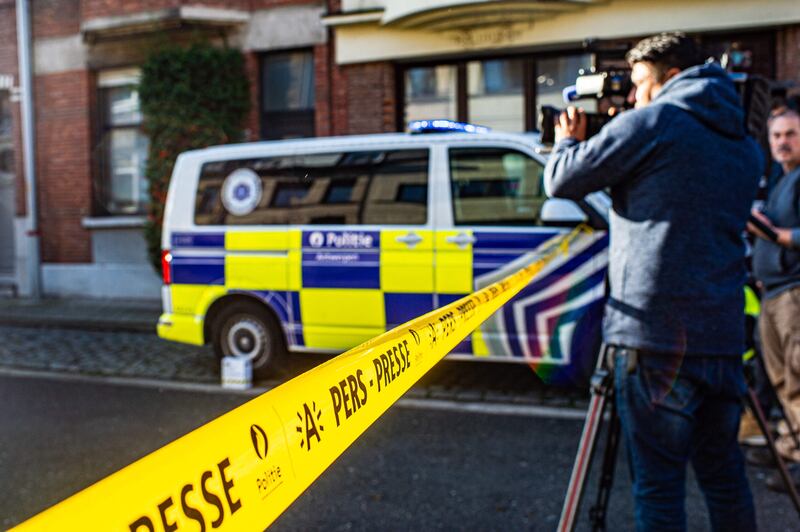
[613,347,756,532]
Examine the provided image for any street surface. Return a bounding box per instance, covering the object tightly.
[0,324,588,408]
[2,373,797,531]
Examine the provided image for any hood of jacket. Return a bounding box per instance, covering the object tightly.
[654,62,746,139]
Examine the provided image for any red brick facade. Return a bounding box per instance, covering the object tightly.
[35,70,93,263]
[777,25,800,98]
[341,62,396,134]
[80,0,251,21]
[244,51,260,141]
[33,0,80,38]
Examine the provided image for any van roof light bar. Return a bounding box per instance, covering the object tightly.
[409,119,491,134]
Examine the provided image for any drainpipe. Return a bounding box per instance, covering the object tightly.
[16,0,41,298]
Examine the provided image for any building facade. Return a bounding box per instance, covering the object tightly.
[1,0,799,299]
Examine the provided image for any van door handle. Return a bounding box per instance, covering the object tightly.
[446,232,476,248]
[396,232,423,247]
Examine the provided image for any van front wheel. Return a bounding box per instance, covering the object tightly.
[212,302,285,380]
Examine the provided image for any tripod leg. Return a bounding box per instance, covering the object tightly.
[589,400,622,532]
[558,345,613,532]
[745,387,800,517]
[558,389,608,532]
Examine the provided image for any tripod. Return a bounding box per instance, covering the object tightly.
[558,345,800,532]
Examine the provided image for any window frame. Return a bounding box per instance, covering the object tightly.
[259,48,317,140]
[396,49,593,132]
[193,147,432,227]
[93,67,149,216]
[446,144,549,228]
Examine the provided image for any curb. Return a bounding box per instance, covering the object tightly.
[0,316,156,334]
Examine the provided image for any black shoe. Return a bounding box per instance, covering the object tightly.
[765,464,800,493]
[746,447,777,468]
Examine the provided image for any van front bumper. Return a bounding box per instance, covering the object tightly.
[157,313,205,346]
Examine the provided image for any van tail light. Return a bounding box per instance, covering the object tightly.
[161,250,173,285]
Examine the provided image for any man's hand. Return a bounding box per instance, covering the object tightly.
[555,106,587,143]
[747,209,794,247]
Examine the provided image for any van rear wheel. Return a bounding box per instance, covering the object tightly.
[212,301,285,380]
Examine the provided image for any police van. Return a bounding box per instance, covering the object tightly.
[157,121,611,384]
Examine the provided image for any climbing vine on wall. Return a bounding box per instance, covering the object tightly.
[139,43,250,272]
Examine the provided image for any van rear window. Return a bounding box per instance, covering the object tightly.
[194,149,429,226]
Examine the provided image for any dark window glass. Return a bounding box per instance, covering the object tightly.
[261,50,316,140]
[195,149,429,226]
[396,184,427,204]
[272,183,312,207]
[95,85,149,214]
[449,147,545,226]
[325,179,355,204]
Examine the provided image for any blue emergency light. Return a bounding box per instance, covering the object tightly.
[409,119,491,134]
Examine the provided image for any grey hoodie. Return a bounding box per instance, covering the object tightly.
[545,63,761,356]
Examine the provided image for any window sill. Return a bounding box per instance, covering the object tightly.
[82,215,147,229]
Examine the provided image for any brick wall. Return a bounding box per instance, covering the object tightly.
[35,70,92,263]
[251,0,321,9]
[244,51,260,141]
[80,0,252,21]
[34,0,81,39]
[314,42,331,136]
[776,24,800,98]
[343,62,396,135]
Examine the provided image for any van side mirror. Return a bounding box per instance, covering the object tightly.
[540,198,588,226]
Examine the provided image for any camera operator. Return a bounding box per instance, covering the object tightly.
[747,107,800,491]
[544,33,761,531]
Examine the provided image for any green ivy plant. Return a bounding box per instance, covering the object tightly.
[139,43,250,273]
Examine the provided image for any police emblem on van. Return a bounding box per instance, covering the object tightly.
[309,232,325,248]
[222,168,262,216]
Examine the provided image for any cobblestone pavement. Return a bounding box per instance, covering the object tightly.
[0,325,589,408]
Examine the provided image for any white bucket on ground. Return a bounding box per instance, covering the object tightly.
[221,356,252,390]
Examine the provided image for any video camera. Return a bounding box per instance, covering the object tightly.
[539,69,632,144]
[539,65,772,146]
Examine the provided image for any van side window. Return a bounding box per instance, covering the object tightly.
[194,149,429,225]
[449,147,546,226]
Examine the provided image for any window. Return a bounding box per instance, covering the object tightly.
[468,59,525,132]
[401,53,594,132]
[195,149,429,226]
[95,69,149,215]
[261,50,315,140]
[404,65,457,124]
[449,147,546,226]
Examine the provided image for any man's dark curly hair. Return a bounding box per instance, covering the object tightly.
[625,32,703,81]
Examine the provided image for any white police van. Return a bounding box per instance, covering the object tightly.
[157,120,611,384]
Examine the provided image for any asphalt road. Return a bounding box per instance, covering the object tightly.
[1,373,797,531]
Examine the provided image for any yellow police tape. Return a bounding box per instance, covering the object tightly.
[15,225,590,531]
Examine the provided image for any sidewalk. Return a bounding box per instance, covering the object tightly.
[0,297,160,333]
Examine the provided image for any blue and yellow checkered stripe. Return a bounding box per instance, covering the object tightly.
[165,229,495,354]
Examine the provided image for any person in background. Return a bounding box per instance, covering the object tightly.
[545,32,760,531]
[748,106,800,491]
